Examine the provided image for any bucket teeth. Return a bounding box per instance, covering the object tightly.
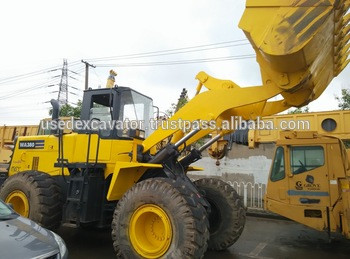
[342,25,350,38]
[341,44,350,57]
[335,34,350,50]
[336,13,350,33]
[336,44,350,63]
[344,13,350,25]
[334,1,350,76]
[335,1,350,22]
[337,51,350,67]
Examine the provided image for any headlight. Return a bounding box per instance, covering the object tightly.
[51,231,68,259]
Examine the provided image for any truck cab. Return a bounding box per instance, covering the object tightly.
[265,131,350,238]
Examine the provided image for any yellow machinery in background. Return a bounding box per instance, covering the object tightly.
[220,110,350,150]
[0,117,73,167]
[1,1,350,258]
[0,125,38,166]
[221,110,350,239]
[266,131,350,239]
[249,110,350,148]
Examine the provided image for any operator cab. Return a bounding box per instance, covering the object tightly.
[79,87,154,139]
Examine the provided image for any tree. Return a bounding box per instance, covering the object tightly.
[165,103,178,117]
[336,89,350,110]
[49,100,82,118]
[288,106,309,114]
[166,88,189,117]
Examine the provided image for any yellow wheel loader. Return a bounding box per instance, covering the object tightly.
[1,0,350,258]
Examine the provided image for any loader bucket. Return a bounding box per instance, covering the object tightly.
[239,0,350,106]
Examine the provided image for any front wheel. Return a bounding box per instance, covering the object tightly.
[194,178,246,251]
[0,171,63,229]
[111,178,209,259]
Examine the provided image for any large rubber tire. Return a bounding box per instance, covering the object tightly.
[194,178,246,251]
[111,178,209,259]
[0,171,63,229]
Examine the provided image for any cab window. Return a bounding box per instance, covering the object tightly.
[118,90,153,138]
[290,146,324,174]
[90,94,113,137]
[270,147,285,182]
[90,94,113,122]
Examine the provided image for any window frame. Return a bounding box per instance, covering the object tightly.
[270,146,286,182]
[290,145,325,175]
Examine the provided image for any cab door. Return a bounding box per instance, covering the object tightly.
[266,146,289,203]
[287,145,330,207]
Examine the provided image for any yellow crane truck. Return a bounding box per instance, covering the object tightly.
[1,1,350,258]
[224,111,350,239]
[266,131,350,239]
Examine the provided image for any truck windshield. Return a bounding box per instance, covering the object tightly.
[119,90,153,137]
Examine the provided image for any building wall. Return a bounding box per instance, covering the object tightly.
[190,143,275,185]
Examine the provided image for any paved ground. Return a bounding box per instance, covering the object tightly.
[57,216,350,259]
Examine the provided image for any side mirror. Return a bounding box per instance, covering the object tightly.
[50,99,60,135]
[50,99,60,121]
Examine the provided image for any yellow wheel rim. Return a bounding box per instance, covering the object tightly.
[5,191,29,217]
[129,204,172,258]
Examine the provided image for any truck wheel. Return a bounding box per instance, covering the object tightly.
[194,178,245,251]
[111,178,209,259]
[0,171,62,229]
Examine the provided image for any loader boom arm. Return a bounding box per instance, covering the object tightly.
[142,0,350,153]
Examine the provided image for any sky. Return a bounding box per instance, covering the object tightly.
[0,0,349,125]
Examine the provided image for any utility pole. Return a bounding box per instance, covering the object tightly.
[81,60,96,90]
[58,59,68,105]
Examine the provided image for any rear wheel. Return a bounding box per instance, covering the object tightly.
[0,171,63,229]
[194,178,246,251]
[111,178,209,259]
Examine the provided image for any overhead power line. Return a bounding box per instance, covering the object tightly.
[0,105,50,112]
[0,78,59,100]
[0,66,60,84]
[87,41,251,63]
[85,39,249,61]
[0,60,81,85]
[96,54,255,68]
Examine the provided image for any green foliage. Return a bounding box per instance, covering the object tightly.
[165,103,178,117]
[166,89,189,117]
[336,89,350,110]
[49,100,82,118]
[288,106,309,114]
